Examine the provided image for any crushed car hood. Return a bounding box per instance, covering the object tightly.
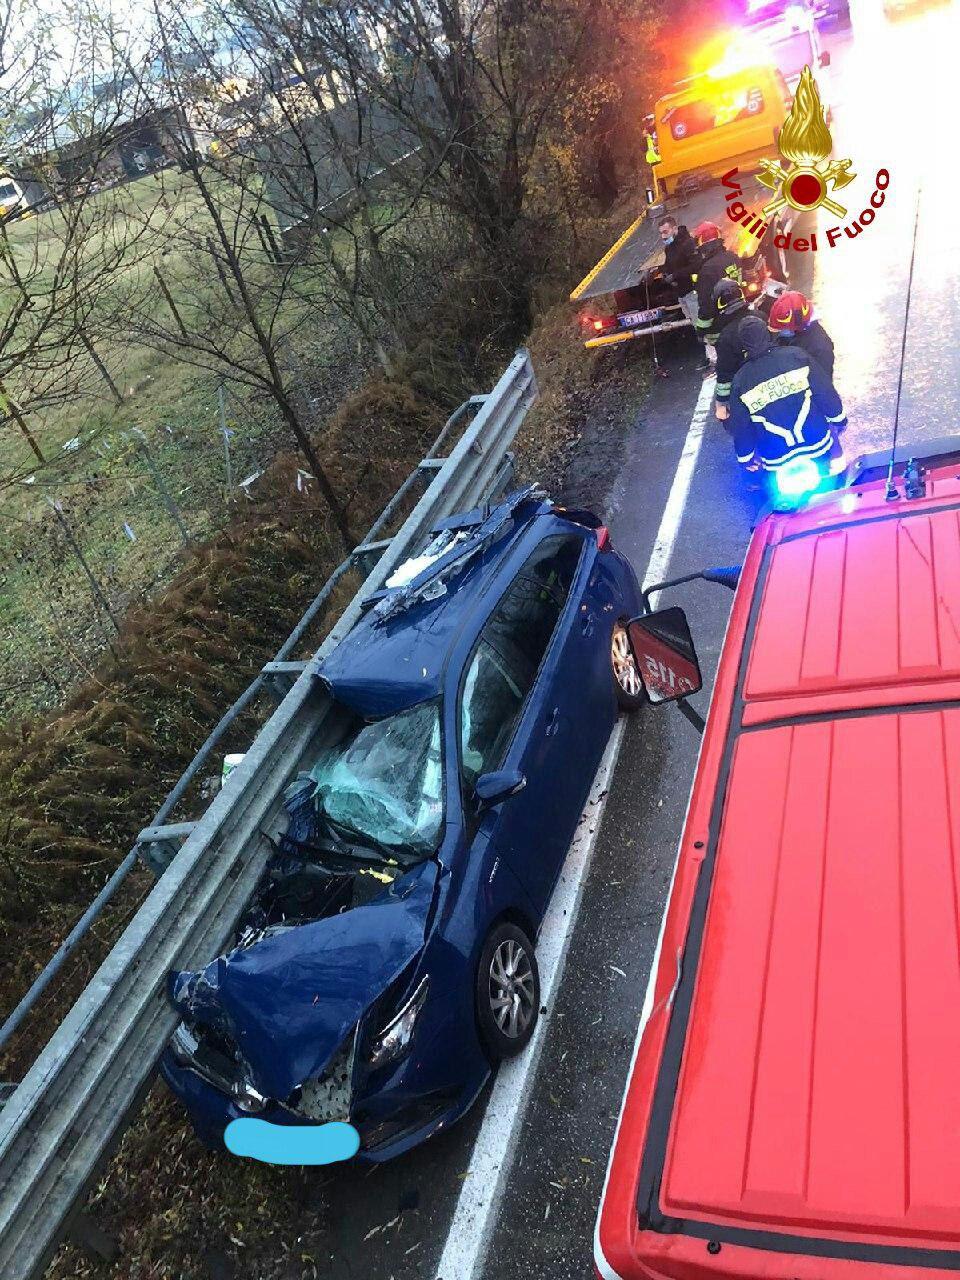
[168,859,437,1101]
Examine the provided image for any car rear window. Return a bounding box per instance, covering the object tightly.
[484,535,583,684]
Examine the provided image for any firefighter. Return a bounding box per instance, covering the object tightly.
[658,216,699,330]
[692,222,742,368]
[712,279,751,420]
[728,314,847,479]
[767,290,836,378]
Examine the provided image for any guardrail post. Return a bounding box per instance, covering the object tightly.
[349,537,393,576]
[67,1213,119,1266]
[261,660,309,702]
[135,822,199,878]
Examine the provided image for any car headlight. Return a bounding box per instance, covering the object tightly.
[368,976,430,1070]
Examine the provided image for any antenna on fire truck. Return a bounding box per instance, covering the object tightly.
[884,187,922,502]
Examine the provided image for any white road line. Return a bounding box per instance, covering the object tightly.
[435,721,624,1280]
[643,374,716,603]
[434,374,716,1280]
[595,373,719,1280]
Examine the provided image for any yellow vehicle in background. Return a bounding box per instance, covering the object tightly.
[651,62,790,199]
[0,172,49,221]
[570,63,791,350]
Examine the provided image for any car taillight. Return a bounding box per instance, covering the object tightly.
[596,526,611,551]
[583,314,616,334]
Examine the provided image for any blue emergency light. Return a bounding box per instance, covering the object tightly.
[774,456,823,505]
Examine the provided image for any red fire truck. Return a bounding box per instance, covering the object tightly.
[598,442,960,1279]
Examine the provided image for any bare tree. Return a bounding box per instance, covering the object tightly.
[0,6,154,472]
[96,10,363,550]
[199,0,616,339]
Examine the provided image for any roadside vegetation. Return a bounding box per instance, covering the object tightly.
[0,0,674,1272]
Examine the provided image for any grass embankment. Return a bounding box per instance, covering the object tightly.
[0,170,362,719]
[0,191,653,1279]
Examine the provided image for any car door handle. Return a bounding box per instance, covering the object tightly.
[545,706,560,736]
[580,610,595,637]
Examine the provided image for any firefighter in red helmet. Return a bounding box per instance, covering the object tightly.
[691,222,742,369]
[767,290,836,378]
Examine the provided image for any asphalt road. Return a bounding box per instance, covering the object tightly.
[270,4,960,1277]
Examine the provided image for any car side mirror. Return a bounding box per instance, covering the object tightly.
[474,769,526,810]
[626,607,702,705]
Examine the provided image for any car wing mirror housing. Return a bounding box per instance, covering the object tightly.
[474,769,526,810]
[627,606,703,705]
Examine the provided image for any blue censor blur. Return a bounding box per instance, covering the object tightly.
[225,1117,361,1165]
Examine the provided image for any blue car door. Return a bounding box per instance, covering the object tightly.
[458,530,599,921]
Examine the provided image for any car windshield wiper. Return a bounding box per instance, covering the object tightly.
[320,811,419,867]
[275,834,408,891]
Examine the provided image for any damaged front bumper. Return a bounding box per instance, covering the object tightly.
[160,998,486,1162]
[160,851,491,1163]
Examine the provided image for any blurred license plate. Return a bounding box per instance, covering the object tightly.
[619,308,661,327]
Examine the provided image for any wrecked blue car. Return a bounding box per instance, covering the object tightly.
[161,488,644,1161]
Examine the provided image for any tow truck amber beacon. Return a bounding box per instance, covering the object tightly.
[723,65,891,252]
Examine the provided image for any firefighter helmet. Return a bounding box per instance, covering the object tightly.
[693,221,721,246]
[767,290,814,335]
[712,278,747,315]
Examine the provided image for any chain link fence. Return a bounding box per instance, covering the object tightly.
[0,338,370,721]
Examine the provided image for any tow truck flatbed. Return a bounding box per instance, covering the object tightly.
[571,171,780,349]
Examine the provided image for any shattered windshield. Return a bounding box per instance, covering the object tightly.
[310,700,444,859]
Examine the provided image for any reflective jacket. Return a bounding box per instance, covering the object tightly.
[694,240,742,337]
[729,346,847,471]
[714,305,752,403]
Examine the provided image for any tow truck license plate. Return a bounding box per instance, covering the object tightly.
[619,308,661,327]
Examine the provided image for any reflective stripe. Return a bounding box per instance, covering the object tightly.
[826,411,847,424]
[737,451,756,463]
[715,382,732,398]
[694,317,712,330]
[760,433,834,470]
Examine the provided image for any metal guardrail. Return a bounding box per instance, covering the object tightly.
[0,349,538,1280]
[0,391,491,1056]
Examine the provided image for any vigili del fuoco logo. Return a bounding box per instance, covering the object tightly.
[722,65,890,253]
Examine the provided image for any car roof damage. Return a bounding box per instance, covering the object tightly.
[317,486,551,718]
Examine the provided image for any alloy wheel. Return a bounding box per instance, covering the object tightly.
[488,938,536,1039]
[611,622,642,697]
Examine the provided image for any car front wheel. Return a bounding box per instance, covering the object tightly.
[611,619,644,711]
[476,923,540,1061]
